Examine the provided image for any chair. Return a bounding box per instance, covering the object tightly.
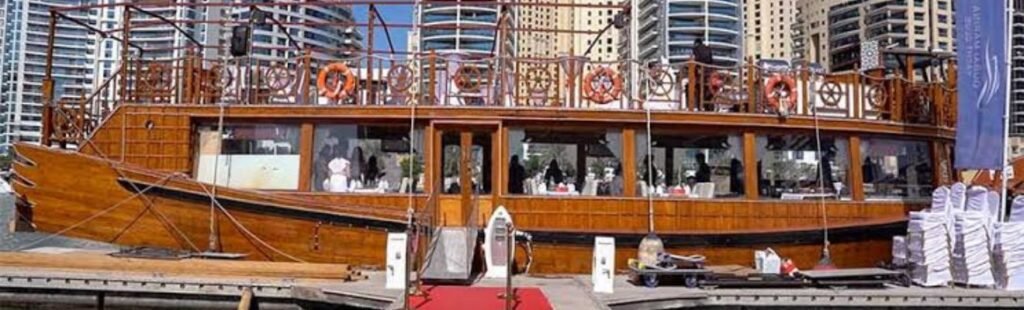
[585,179,599,196]
[930,186,950,213]
[964,186,989,213]
[1009,195,1024,222]
[949,182,967,212]
[694,182,715,198]
[399,177,411,194]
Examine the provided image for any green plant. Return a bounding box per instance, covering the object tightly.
[400,155,424,178]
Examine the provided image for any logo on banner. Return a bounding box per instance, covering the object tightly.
[954,0,1008,170]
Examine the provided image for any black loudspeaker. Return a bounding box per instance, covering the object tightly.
[613,13,627,29]
[230,25,250,57]
[252,10,267,24]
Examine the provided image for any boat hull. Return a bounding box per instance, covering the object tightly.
[13,143,905,274]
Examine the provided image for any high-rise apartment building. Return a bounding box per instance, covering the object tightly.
[1,0,97,151]
[517,0,570,59]
[742,0,796,61]
[573,0,619,62]
[0,1,363,154]
[414,3,514,57]
[792,0,832,67]
[1011,0,1024,136]
[828,0,954,72]
[632,0,741,67]
[223,4,362,63]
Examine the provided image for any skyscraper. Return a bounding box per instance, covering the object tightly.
[1010,0,1024,137]
[742,0,796,61]
[1,0,97,151]
[827,0,954,72]
[792,0,832,67]
[632,0,741,66]
[414,3,513,57]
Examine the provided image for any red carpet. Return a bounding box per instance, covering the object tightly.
[408,285,553,310]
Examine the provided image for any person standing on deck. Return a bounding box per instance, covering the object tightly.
[691,38,714,110]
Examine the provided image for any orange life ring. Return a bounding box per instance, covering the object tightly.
[708,70,725,94]
[764,74,798,112]
[582,67,623,104]
[317,62,357,100]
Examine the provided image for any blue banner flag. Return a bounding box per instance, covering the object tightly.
[954,0,1008,170]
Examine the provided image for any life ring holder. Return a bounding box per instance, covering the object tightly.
[582,66,623,105]
[764,74,798,116]
[317,62,357,101]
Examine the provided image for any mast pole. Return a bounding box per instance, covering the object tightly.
[1002,0,1015,222]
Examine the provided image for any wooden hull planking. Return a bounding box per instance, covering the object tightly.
[14,143,908,273]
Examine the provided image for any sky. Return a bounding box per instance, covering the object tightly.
[352,5,414,52]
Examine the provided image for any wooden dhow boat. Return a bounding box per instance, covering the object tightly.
[10,2,957,274]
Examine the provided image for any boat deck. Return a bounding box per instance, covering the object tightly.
[1,267,1022,309]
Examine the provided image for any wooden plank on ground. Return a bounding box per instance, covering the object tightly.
[0,252,356,280]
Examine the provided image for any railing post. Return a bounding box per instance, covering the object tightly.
[801,67,810,116]
[41,10,58,147]
[301,50,312,105]
[427,50,437,105]
[686,61,695,111]
[366,6,376,106]
[120,8,131,105]
[852,64,861,119]
[746,58,756,113]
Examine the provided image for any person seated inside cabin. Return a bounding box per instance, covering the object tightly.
[508,155,526,194]
[364,155,383,188]
[544,159,564,187]
[349,146,366,187]
[695,153,712,183]
[729,157,743,195]
[639,155,660,190]
[608,164,625,196]
[446,182,461,194]
[817,151,836,193]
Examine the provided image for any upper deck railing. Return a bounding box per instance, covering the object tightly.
[38,2,958,148]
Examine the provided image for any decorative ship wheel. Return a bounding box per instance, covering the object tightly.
[865,83,887,109]
[141,63,173,92]
[646,67,674,97]
[454,64,485,93]
[387,64,415,93]
[264,64,293,91]
[817,82,843,107]
[525,66,554,94]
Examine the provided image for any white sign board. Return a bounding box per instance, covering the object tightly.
[592,236,615,293]
[385,232,407,290]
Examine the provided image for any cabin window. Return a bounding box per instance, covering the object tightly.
[860,138,934,200]
[756,134,851,200]
[507,128,623,196]
[441,132,492,194]
[635,132,744,198]
[312,125,424,194]
[195,123,301,190]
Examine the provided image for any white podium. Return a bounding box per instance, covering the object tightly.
[592,236,615,293]
[385,232,407,290]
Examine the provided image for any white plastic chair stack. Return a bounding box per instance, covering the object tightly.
[930,186,950,214]
[994,196,1024,290]
[951,190,994,286]
[892,235,908,266]
[1011,195,1024,223]
[907,211,952,286]
[949,183,967,213]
